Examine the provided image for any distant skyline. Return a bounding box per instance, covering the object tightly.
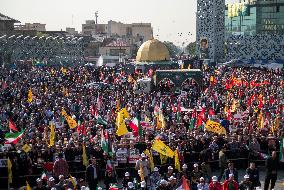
[0,0,197,46]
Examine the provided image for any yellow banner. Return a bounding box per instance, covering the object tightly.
[152,139,174,158]
[22,144,31,153]
[49,124,55,147]
[205,120,226,135]
[62,109,77,129]
[27,88,33,103]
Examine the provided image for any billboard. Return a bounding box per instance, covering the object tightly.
[200,37,209,59]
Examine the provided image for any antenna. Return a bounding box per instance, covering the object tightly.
[95,11,98,24]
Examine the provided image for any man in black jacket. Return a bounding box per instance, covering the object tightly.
[86,158,98,190]
[246,162,260,188]
[264,151,279,190]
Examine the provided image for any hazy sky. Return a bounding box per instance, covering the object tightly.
[0,0,197,46]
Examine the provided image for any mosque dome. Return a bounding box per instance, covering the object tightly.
[136,39,170,62]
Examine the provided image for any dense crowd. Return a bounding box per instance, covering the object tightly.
[0,63,283,190]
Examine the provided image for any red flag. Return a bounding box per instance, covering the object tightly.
[148,68,153,77]
[90,105,95,116]
[172,104,177,113]
[9,119,18,132]
[208,107,215,116]
[196,108,206,128]
[258,94,264,109]
[182,176,190,190]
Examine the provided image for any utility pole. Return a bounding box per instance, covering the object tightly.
[95,11,98,24]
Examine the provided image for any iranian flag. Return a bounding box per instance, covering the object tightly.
[101,129,108,153]
[280,138,284,162]
[129,117,143,137]
[5,131,24,144]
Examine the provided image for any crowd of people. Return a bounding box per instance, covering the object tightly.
[0,62,283,190]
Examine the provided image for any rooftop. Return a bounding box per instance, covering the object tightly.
[0,13,20,23]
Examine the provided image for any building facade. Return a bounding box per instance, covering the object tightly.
[0,13,19,35]
[225,0,284,36]
[196,0,225,62]
[15,23,46,32]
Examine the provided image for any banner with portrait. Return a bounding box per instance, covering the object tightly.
[200,37,209,60]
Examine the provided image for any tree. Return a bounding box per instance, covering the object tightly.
[185,41,196,57]
[163,41,181,58]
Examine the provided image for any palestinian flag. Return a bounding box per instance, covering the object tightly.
[5,131,24,144]
[101,129,108,153]
[129,117,143,137]
[109,184,119,190]
[280,138,284,162]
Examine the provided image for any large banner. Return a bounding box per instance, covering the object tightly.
[200,37,209,60]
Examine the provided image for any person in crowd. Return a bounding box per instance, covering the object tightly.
[86,158,98,190]
[191,163,203,190]
[53,153,69,179]
[223,174,238,190]
[223,162,238,183]
[135,153,150,182]
[218,146,227,181]
[164,166,175,180]
[246,162,260,188]
[33,178,48,190]
[208,176,222,190]
[157,179,169,190]
[239,174,253,190]
[264,151,279,190]
[122,172,132,189]
[150,167,161,188]
[197,177,209,190]
[104,170,117,190]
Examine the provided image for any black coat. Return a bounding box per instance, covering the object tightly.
[86,164,98,183]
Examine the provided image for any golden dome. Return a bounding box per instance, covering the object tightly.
[136,39,170,62]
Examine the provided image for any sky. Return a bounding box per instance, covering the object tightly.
[0,0,198,46]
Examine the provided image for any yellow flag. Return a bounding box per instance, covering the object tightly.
[8,158,12,184]
[116,120,129,136]
[26,181,32,190]
[82,144,88,167]
[49,124,55,147]
[205,120,226,135]
[62,109,77,129]
[69,175,77,189]
[188,64,191,70]
[139,162,145,181]
[160,153,168,164]
[22,144,31,153]
[258,111,264,128]
[231,99,237,112]
[120,107,129,119]
[61,67,67,74]
[152,139,174,158]
[116,99,120,112]
[144,149,154,172]
[27,88,33,103]
[174,150,181,172]
[62,86,69,97]
[228,3,233,18]
[158,112,166,129]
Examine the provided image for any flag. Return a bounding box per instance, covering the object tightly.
[8,158,12,184]
[61,109,77,129]
[101,129,109,153]
[205,120,226,135]
[152,139,174,158]
[90,105,95,116]
[27,88,33,103]
[280,138,284,162]
[82,143,88,167]
[26,181,32,190]
[160,153,168,164]
[116,121,128,136]
[158,112,166,129]
[129,117,143,137]
[144,149,154,172]
[22,144,31,153]
[139,162,145,181]
[69,175,77,190]
[9,119,18,132]
[49,124,55,147]
[258,111,264,129]
[109,184,119,190]
[97,115,108,126]
[120,108,129,119]
[176,176,190,190]
[5,131,24,144]
[174,150,181,172]
[228,3,233,18]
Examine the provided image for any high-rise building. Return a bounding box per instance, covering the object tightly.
[225,0,284,36]
[196,0,225,62]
